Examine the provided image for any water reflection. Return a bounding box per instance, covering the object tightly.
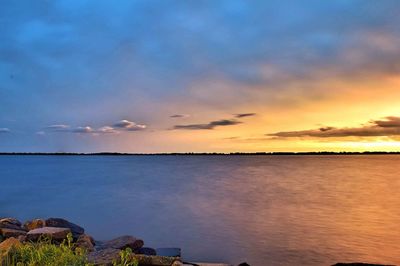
[1,155,399,265]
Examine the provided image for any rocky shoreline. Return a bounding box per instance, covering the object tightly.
[0,217,392,266]
[0,217,241,266]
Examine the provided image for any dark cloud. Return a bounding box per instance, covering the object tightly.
[235,113,256,118]
[0,128,10,133]
[268,116,400,138]
[174,119,241,130]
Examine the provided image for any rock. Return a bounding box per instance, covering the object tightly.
[0,228,27,238]
[0,218,23,231]
[0,237,22,251]
[190,262,232,266]
[17,235,26,243]
[332,262,394,266]
[23,219,46,231]
[132,254,181,266]
[136,247,157,256]
[87,248,120,266]
[45,218,84,238]
[0,237,22,264]
[75,234,95,252]
[26,227,71,242]
[156,248,181,257]
[100,235,144,250]
[172,261,183,266]
[238,263,250,266]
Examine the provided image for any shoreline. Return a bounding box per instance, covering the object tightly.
[0,217,239,266]
[0,217,393,266]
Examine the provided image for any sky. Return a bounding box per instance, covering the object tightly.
[1,0,400,153]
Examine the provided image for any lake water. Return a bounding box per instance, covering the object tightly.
[1,155,400,265]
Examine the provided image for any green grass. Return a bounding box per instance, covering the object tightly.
[3,233,91,266]
[113,248,138,266]
[2,233,138,266]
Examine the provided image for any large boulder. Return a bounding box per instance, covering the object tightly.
[75,234,95,252]
[0,237,22,264]
[26,227,71,242]
[45,218,84,238]
[0,228,27,239]
[87,248,120,266]
[0,218,23,231]
[23,219,46,231]
[100,235,144,250]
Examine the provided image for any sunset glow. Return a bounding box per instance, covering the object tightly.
[1,1,400,153]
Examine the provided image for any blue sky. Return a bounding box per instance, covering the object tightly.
[1,1,400,152]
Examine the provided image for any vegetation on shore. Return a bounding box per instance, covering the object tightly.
[1,233,138,266]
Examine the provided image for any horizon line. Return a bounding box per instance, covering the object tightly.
[0,151,400,156]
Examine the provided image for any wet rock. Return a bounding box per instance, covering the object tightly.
[136,247,157,256]
[26,227,71,242]
[87,248,120,266]
[238,263,250,266]
[100,235,144,250]
[23,219,46,231]
[0,228,27,238]
[0,218,23,231]
[45,218,84,238]
[132,254,181,266]
[0,237,22,264]
[156,248,181,257]
[75,234,95,252]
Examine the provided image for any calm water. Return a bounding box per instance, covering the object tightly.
[1,155,400,265]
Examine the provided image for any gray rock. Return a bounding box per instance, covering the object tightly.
[23,219,46,231]
[0,218,23,231]
[100,235,144,250]
[136,247,157,256]
[26,227,71,242]
[156,248,181,257]
[87,248,120,266]
[45,218,84,238]
[0,228,27,238]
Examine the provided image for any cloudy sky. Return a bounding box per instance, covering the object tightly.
[1,0,400,152]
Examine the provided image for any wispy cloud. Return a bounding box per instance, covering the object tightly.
[234,113,256,118]
[174,119,241,130]
[0,128,10,133]
[170,114,190,118]
[72,126,94,134]
[46,125,71,132]
[268,116,400,138]
[44,120,146,135]
[113,120,147,131]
